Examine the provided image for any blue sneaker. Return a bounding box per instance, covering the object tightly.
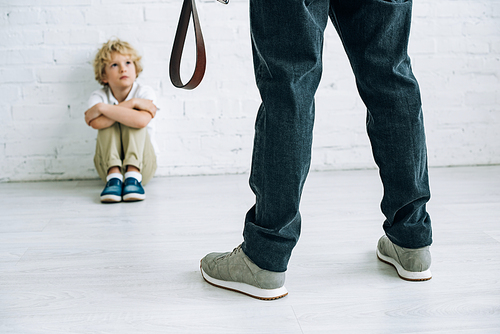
[122,177,146,202]
[100,178,123,203]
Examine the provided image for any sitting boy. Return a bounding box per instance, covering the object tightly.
[85,39,158,203]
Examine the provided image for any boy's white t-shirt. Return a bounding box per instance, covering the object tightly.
[87,82,159,155]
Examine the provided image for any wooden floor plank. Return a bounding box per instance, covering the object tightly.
[0,166,499,333]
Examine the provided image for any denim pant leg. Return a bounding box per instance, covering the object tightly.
[242,0,330,272]
[329,0,432,248]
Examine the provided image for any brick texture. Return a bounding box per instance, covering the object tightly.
[0,0,499,182]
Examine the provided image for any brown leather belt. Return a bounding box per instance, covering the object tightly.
[169,0,206,90]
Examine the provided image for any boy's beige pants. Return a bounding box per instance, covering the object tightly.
[94,123,157,185]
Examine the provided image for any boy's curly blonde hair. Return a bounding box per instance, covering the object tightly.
[93,39,143,86]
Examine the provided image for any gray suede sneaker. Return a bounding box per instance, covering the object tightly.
[377,235,432,281]
[200,245,288,300]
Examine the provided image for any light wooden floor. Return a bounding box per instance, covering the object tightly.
[1,166,499,333]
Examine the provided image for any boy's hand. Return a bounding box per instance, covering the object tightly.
[84,103,103,126]
[132,98,157,119]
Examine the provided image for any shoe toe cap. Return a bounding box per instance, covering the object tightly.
[123,178,145,195]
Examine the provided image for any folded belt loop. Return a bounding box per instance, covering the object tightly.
[169,0,206,90]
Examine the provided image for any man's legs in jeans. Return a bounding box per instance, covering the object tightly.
[200,0,432,298]
[241,0,331,273]
[329,0,432,249]
[244,0,432,273]
[200,0,329,299]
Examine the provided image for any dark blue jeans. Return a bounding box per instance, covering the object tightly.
[242,0,432,272]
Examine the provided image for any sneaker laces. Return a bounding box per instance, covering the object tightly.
[218,244,243,261]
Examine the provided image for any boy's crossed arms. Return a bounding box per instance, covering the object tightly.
[85,98,157,130]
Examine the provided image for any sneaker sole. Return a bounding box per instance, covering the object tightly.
[100,194,122,203]
[123,193,146,202]
[377,249,432,281]
[200,265,288,301]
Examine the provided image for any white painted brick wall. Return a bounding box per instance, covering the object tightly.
[0,0,499,182]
